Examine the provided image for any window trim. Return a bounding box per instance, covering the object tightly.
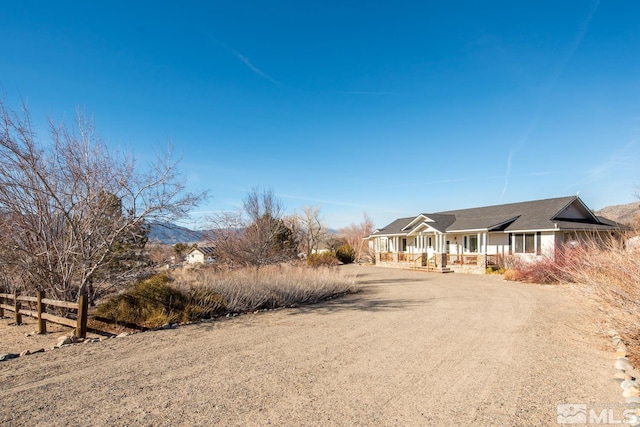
[513,233,536,254]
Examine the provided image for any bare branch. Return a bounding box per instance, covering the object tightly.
[0,101,206,301]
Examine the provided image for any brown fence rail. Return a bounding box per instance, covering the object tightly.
[0,291,88,338]
[446,254,478,265]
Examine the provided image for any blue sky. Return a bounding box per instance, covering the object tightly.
[1,1,639,229]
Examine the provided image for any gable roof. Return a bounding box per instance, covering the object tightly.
[439,196,581,231]
[188,246,216,255]
[372,216,415,236]
[406,213,457,234]
[371,196,626,237]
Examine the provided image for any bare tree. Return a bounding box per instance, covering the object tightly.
[338,213,375,263]
[295,206,328,257]
[0,102,206,301]
[209,188,297,268]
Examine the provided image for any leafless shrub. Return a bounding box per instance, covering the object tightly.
[207,188,297,268]
[501,253,574,284]
[502,230,640,363]
[565,237,640,362]
[338,213,374,263]
[307,251,340,267]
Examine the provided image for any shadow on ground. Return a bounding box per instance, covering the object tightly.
[287,291,431,315]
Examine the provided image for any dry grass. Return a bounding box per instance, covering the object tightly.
[96,265,355,328]
[96,274,225,328]
[171,264,356,313]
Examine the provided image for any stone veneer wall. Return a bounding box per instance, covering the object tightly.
[447,264,485,274]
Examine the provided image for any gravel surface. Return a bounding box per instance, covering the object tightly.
[0,266,623,426]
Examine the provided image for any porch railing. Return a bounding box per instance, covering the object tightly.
[398,252,410,262]
[380,252,498,268]
[380,252,394,262]
[446,254,478,265]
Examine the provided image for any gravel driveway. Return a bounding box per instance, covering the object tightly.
[0,266,622,426]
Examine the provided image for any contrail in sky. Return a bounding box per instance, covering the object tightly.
[199,29,281,85]
[499,150,513,202]
[547,0,600,91]
[500,115,538,202]
[227,47,281,85]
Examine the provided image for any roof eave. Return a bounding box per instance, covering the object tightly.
[444,228,490,233]
[370,232,408,237]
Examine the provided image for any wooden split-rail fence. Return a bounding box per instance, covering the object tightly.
[0,291,88,338]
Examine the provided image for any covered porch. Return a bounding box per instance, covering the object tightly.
[372,230,508,273]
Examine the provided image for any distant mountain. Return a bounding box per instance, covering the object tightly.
[595,202,640,225]
[148,223,206,245]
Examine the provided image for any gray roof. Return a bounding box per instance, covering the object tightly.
[413,214,457,233]
[190,246,216,255]
[372,196,627,237]
[373,216,415,236]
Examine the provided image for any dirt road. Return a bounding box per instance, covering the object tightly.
[0,266,622,426]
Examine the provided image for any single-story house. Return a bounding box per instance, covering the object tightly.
[367,196,626,273]
[186,246,216,264]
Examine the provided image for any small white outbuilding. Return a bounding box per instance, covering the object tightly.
[186,246,216,264]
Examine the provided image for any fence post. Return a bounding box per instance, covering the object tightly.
[14,290,22,324]
[0,295,4,318]
[37,290,47,334]
[76,290,88,339]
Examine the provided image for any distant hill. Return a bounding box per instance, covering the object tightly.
[148,223,206,245]
[595,201,640,225]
